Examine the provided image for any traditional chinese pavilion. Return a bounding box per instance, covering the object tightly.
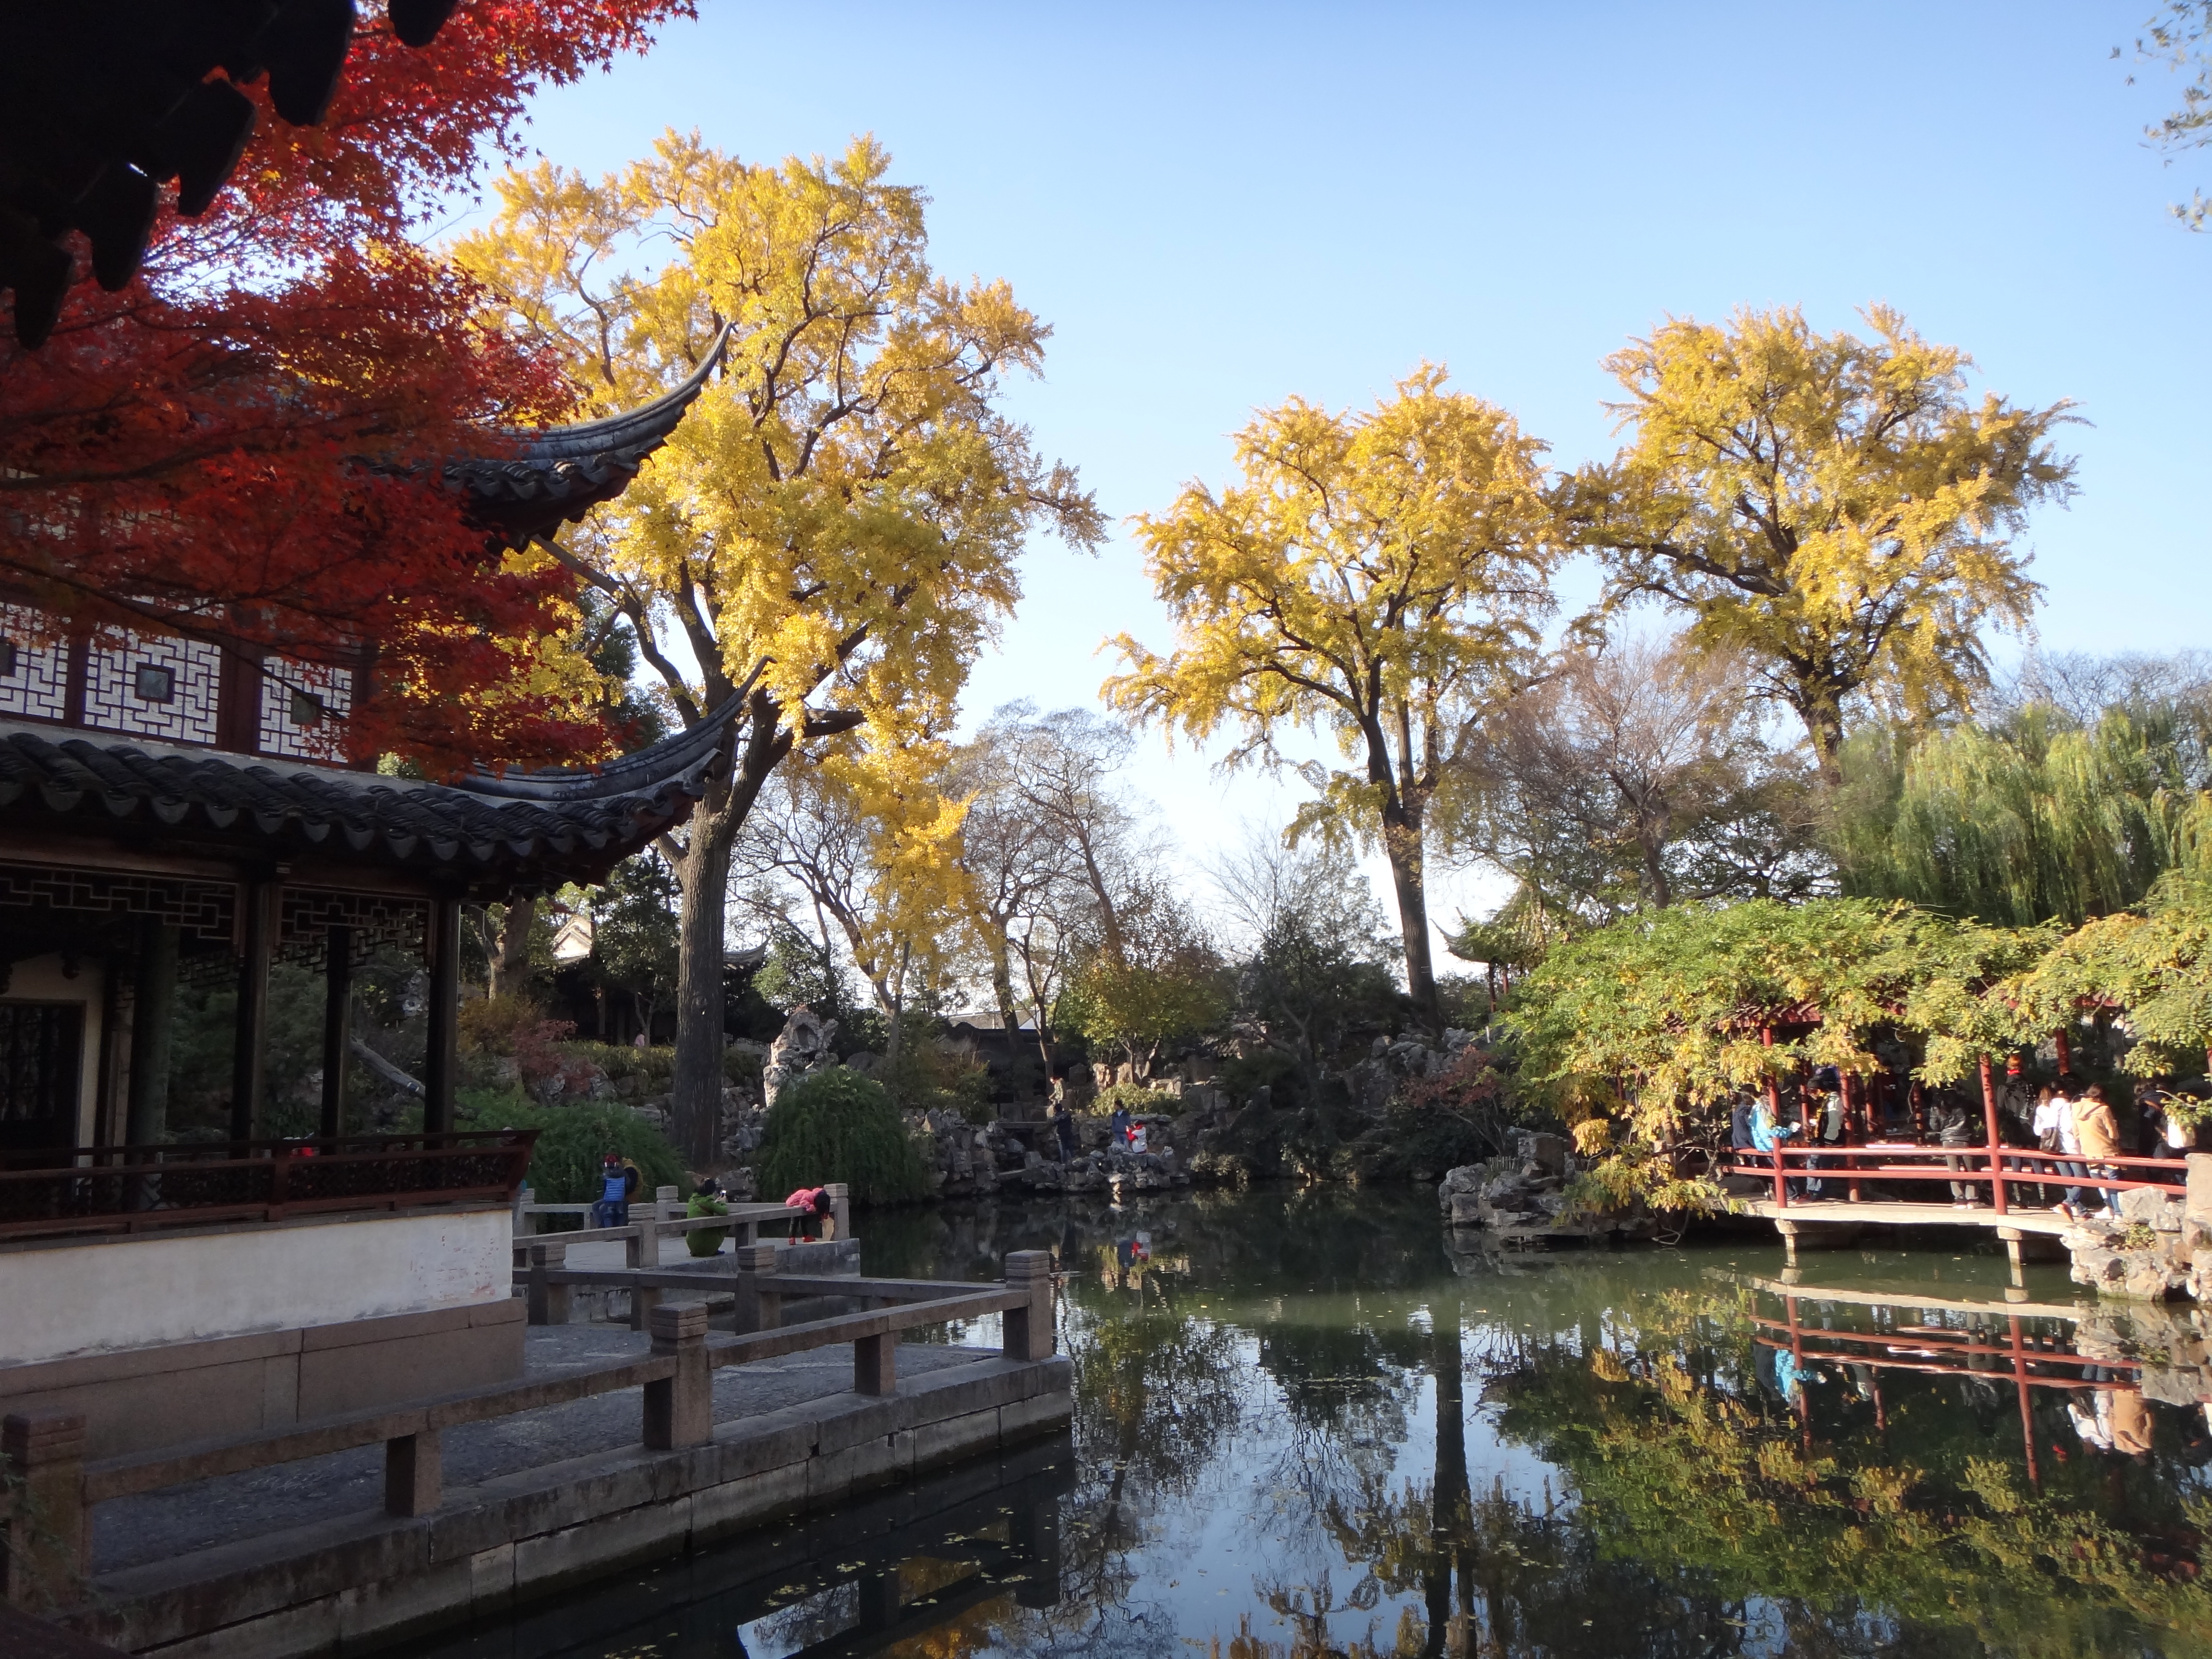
[0,357,727,1449]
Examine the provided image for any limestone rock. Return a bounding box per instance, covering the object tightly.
[762,1005,839,1106]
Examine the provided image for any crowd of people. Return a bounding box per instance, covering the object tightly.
[1727,1064,2204,1215]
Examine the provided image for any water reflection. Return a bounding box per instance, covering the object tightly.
[401,1190,2212,1659]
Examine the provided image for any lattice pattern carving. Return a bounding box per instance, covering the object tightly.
[259,659,353,761]
[85,629,220,744]
[279,887,429,968]
[0,862,235,941]
[0,603,68,721]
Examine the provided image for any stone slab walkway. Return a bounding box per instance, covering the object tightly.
[92,1329,994,1575]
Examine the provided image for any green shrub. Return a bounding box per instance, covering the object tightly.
[458,1088,685,1201]
[560,1040,675,1091]
[756,1068,928,1205]
[1089,1081,1175,1118]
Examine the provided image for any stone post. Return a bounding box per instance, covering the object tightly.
[2,1412,87,1611]
[643,1301,712,1449]
[525,1239,570,1326]
[512,1183,533,1238]
[1001,1250,1056,1362]
[826,1182,850,1243]
[854,1330,898,1396]
[384,1428,441,1517]
[732,1243,780,1334]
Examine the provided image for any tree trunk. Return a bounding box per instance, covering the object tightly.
[1802,694,1847,791]
[987,928,1020,1037]
[1381,796,1443,1036]
[671,772,743,1168]
[490,897,534,999]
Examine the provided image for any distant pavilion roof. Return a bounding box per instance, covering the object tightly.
[450,329,729,550]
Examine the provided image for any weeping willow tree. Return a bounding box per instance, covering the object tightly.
[1838,706,2196,926]
[1987,798,2212,1094]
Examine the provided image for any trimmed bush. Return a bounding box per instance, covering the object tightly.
[756,1068,928,1205]
[458,1088,685,1202]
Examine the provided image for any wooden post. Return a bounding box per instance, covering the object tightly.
[384,1429,441,1517]
[125,918,177,1146]
[644,1301,712,1448]
[525,1239,569,1326]
[2,1412,87,1611]
[229,875,274,1142]
[319,923,352,1139]
[1980,1053,2008,1216]
[1842,1074,1863,1203]
[733,1242,781,1333]
[1002,1249,1057,1361]
[2054,1026,2072,1077]
[853,1330,898,1396]
[422,895,460,1134]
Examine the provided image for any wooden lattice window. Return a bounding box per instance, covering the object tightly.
[0,1001,82,1151]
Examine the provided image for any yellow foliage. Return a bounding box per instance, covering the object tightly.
[1107,366,1555,1020]
[1565,304,2076,775]
[455,130,1100,760]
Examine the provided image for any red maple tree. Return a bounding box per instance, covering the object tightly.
[0,1,694,771]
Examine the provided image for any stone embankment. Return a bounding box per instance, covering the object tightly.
[2063,1158,2212,1302]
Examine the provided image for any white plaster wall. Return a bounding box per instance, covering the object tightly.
[0,1207,510,1366]
[3,953,105,1146]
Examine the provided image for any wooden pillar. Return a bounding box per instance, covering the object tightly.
[1980,1053,2008,1215]
[2009,1314,2040,1489]
[2054,1027,2072,1077]
[423,896,460,1134]
[126,920,178,1146]
[228,877,273,1143]
[319,924,352,1140]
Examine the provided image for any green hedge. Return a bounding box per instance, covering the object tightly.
[458,1088,686,1202]
[756,1068,928,1205]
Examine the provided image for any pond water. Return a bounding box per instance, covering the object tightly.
[402,1188,2211,1659]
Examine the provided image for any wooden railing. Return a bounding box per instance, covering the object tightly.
[0,1250,1058,1611]
[0,1131,537,1243]
[1723,1142,2190,1214]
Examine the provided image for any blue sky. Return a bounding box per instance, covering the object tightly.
[501,1,2212,951]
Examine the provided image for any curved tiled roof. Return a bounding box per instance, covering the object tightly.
[0,720,723,893]
[449,329,730,550]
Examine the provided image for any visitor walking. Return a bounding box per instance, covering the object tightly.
[2073,1083,2124,1217]
[1750,1099,1801,1198]
[1804,1074,1845,1197]
[1730,1097,1757,1157]
[1931,1090,1980,1207]
[2049,1077,2090,1219]
[2030,1085,2067,1208]
[1109,1102,1131,1149]
[1054,1105,1079,1163]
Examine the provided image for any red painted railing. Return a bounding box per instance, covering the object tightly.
[1723,1142,2189,1213]
[0,1131,536,1242]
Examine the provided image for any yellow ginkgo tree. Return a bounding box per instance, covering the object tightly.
[457,132,1100,1161]
[1563,304,2077,785]
[1107,367,1556,1033]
